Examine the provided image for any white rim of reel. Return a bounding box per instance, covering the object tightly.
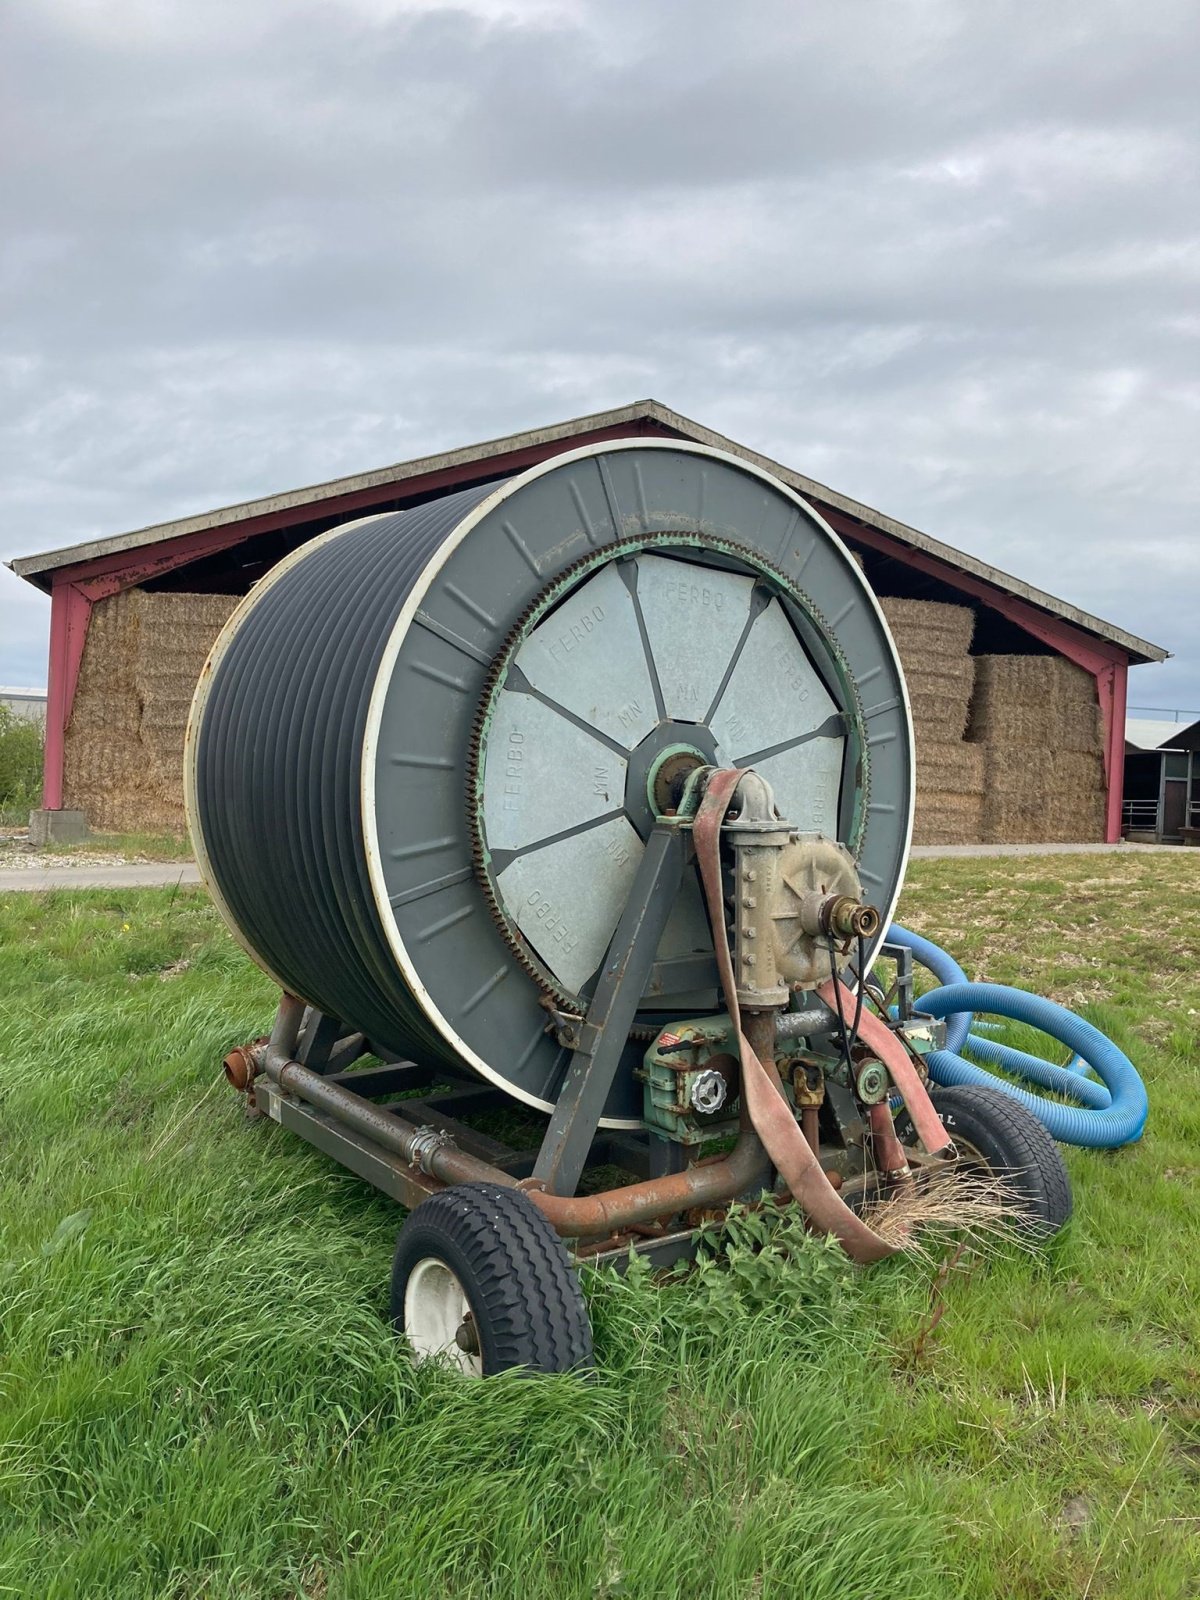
[185,440,914,1130]
[362,439,914,1125]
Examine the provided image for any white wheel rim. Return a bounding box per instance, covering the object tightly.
[404,1257,483,1376]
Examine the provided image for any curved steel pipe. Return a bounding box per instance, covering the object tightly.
[775,1004,838,1041]
[247,1009,775,1241]
[525,1129,773,1238]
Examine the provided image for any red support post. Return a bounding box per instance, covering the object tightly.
[1100,659,1127,843]
[42,579,94,811]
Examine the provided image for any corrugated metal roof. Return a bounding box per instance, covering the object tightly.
[1126,718,1189,751]
[6,398,1169,664]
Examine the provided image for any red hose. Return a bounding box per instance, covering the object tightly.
[693,771,901,1264]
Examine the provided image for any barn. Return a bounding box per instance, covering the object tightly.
[1123,719,1200,844]
[8,400,1167,845]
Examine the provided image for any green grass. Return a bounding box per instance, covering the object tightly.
[0,857,1197,1597]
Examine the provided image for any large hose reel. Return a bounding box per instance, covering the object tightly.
[186,440,915,1128]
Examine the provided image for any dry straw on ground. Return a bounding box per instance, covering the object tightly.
[860,1165,1030,1259]
[64,591,236,833]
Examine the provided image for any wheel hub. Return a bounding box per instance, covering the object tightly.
[403,1257,483,1376]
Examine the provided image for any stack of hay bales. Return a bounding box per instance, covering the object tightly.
[64,591,236,833]
[967,656,1106,843]
[878,598,983,845]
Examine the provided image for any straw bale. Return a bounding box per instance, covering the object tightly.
[915,739,985,796]
[910,739,986,845]
[907,661,976,742]
[877,599,976,742]
[63,589,236,833]
[912,792,985,847]
[879,597,975,661]
[968,655,1102,753]
[978,740,1106,843]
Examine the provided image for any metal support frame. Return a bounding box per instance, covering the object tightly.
[532,823,688,1195]
[880,941,915,1021]
[296,1010,350,1069]
[222,778,907,1254]
[252,1062,702,1231]
[249,832,711,1226]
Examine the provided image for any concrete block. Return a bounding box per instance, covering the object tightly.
[28,809,89,846]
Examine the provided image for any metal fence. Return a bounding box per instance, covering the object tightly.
[1122,798,1159,831]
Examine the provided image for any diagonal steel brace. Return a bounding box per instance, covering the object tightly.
[531,823,688,1196]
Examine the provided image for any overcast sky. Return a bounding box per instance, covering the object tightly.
[2,0,1197,717]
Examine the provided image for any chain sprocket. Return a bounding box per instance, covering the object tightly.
[464,530,869,1017]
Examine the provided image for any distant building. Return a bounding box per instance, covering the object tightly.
[1123,719,1200,844]
[6,400,1170,841]
[0,687,47,725]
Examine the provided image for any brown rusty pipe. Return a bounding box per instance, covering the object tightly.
[802,1106,820,1157]
[258,1040,520,1189]
[226,994,306,1091]
[250,1024,775,1240]
[223,1043,257,1091]
[868,1100,910,1180]
[528,1128,772,1238]
[527,1020,774,1236]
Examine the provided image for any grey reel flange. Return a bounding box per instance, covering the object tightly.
[186,439,914,1126]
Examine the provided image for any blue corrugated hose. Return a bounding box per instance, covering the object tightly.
[882,925,1148,1148]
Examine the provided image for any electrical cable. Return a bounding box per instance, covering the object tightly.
[827,933,855,1080]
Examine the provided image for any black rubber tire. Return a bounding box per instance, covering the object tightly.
[894,1084,1073,1236]
[390,1183,594,1375]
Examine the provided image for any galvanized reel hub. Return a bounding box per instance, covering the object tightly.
[186,441,914,1126]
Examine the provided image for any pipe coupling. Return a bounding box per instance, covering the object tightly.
[223,1039,266,1092]
[794,891,880,941]
[408,1124,454,1175]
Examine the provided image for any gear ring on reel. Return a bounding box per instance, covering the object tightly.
[466,531,871,1017]
[186,439,914,1126]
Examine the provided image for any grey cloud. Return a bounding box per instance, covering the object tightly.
[1,0,1197,710]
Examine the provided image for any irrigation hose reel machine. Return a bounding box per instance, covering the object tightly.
[188,439,1072,1376]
